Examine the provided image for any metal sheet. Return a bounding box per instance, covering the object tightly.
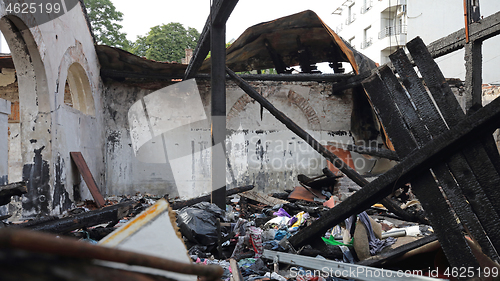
[262,249,444,281]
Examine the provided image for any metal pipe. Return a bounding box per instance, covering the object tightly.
[0,228,224,281]
[381,229,407,239]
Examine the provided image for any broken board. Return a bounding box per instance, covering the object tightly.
[240,190,289,206]
[98,199,196,281]
[70,152,105,207]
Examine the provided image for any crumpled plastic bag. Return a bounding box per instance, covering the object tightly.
[176,202,225,245]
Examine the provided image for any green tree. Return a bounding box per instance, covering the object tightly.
[131,23,200,62]
[85,0,131,50]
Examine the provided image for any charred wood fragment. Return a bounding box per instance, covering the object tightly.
[18,201,137,234]
[170,185,254,210]
[0,182,27,206]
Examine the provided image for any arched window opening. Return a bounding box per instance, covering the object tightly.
[65,63,95,116]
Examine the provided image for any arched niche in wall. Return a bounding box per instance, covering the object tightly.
[65,62,95,116]
[58,41,96,116]
[0,14,52,217]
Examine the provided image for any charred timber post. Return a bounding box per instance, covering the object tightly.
[226,67,419,223]
[211,0,228,209]
[0,228,224,281]
[464,0,482,113]
[184,0,238,80]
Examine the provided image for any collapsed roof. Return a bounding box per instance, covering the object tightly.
[97,10,375,86]
[201,10,376,74]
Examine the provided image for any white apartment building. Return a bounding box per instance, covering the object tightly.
[331,0,500,84]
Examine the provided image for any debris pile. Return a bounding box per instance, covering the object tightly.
[0,173,442,281]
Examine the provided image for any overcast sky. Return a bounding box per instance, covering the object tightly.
[111,1,338,43]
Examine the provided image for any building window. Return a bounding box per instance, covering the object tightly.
[360,0,372,14]
[362,26,372,49]
[349,36,356,49]
[346,4,356,25]
[378,14,407,39]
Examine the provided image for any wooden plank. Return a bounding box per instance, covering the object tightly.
[391,46,500,219]
[171,185,254,210]
[23,201,136,234]
[70,152,106,208]
[361,74,416,157]
[288,90,500,268]
[388,48,500,261]
[240,190,289,206]
[376,66,433,148]
[362,72,481,269]
[408,37,500,218]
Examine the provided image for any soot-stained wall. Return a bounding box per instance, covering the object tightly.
[104,79,381,199]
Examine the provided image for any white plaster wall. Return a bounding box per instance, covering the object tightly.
[105,80,379,198]
[7,123,21,182]
[0,98,10,184]
[39,4,105,203]
[0,2,105,216]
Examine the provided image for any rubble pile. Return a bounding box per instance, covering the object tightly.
[173,172,439,281]
[0,171,443,281]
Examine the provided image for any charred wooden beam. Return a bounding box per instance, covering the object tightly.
[264,38,290,74]
[287,83,500,257]
[100,69,185,81]
[0,249,191,281]
[0,228,224,281]
[463,0,483,113]
[330,70,373,94]
[102,70,354,82]
[0,182,26,206]
[427,10,500,59]
[226,66,420,223]
[464,41,483,112]
[70,152,105,208]
[183,0,238,80]
[170,185,254,210]
[199,73,355,82]
[229,258,244,281]
[19,201,137,234]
